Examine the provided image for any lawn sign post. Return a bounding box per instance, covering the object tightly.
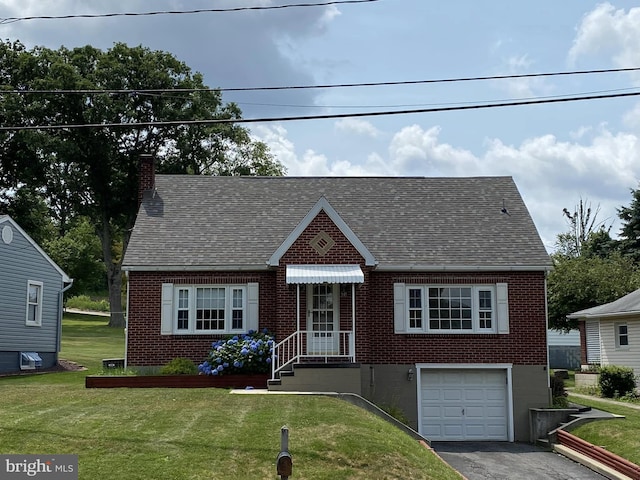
[276,426,292,479]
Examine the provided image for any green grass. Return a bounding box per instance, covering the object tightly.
[0,314,460,480]
[567,395,640,465]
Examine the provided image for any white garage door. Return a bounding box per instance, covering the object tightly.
[420,369,508,441]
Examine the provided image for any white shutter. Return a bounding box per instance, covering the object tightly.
[496,283,509,334]
[394,283,406,333]
[585,319,601,363]
[161,283,174,335]
[247,282,259,332]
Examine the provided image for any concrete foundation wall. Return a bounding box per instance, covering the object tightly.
[360,364,418,429]
[269,365,362,394]
[512,365,551,442]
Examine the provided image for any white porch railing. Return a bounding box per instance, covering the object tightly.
[271,330,355,380]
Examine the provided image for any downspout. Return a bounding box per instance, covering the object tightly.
[544,271,551,396]
[124,270,130,369]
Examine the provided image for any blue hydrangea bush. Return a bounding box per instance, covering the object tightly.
[199,330,275,376]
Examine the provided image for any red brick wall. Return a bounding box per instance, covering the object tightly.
[127,271,276,366]
[578,320,587,365]
[364,271,548,365]
[127,211,548,367]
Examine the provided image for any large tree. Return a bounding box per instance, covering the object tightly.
[0,40,284,327]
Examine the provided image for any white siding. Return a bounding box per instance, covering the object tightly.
[600,320,640,377]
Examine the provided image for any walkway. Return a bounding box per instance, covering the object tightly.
[569,392,640,411]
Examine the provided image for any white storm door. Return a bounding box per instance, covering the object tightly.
[307,284,339,355]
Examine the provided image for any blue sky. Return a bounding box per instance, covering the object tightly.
[2,1,640,251]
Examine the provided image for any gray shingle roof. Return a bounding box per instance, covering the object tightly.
[568,288,640,319]
[122,176,551,270]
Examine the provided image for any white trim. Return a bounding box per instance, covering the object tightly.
[614,322,629,349]
[375,264,551,272]
[26,280,43,327]
[268,197,377,267]
[306,284,340,355]
[165,284,252,335]
[399,285,499,334]
[415,363,514,442]
[0,216,71,283]
[568,310,640,320]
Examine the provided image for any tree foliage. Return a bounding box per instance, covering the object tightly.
[618,186,640,264]
[44,217,107,296]
[0,40,284,327]
[547,252,639,331]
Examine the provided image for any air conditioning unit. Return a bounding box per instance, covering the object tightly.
[20,352,43,370]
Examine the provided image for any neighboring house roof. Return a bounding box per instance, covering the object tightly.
[122,175,551,271]
[0,215,72,283]
[568,288,640,320]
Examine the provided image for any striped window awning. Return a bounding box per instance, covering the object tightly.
[286,264,364,284]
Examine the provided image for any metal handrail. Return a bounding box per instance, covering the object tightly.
[271,330,355,380]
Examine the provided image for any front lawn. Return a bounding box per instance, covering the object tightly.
[0,314,460,480]
[567,395,640,465]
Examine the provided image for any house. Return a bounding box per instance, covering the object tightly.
[547,329,580,370]
[122,155,552,442]
[569,289,640,375]
[0,215,72,373]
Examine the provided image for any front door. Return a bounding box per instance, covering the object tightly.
[307,284,339,355]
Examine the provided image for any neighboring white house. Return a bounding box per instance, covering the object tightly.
[568,289,640,376]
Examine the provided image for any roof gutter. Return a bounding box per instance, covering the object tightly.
[123,263,552,273]
[122,264,272,272]
[373,264,553,272]
[567,309,640,320]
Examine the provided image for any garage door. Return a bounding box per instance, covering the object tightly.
[420,369,508,441]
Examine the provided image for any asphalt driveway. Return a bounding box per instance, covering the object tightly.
[432,442,606,480]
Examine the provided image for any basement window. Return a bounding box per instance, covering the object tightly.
[20,352,43,370]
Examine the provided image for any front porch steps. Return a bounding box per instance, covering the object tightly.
[269,363,362,394]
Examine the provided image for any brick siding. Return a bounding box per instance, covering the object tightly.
[127,211,547,367]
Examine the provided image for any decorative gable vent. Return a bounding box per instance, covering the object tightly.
[310,231,335,256]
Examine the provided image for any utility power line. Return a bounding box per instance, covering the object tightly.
[0,0,379,24]
[3,66,639,96]
[2,90,639,131]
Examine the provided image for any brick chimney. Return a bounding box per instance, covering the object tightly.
[137,154,155,208]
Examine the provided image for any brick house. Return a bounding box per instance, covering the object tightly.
[122,156,552,442]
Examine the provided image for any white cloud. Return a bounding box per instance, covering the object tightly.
[569,3,640,76]
[256,119,640,252]
[334,118,381,138]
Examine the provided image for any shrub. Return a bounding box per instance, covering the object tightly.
[551,374,568,407]
[160,358,198,375]
[199,330,274,376]
[66,295,110,312]
[599,365,637,398]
